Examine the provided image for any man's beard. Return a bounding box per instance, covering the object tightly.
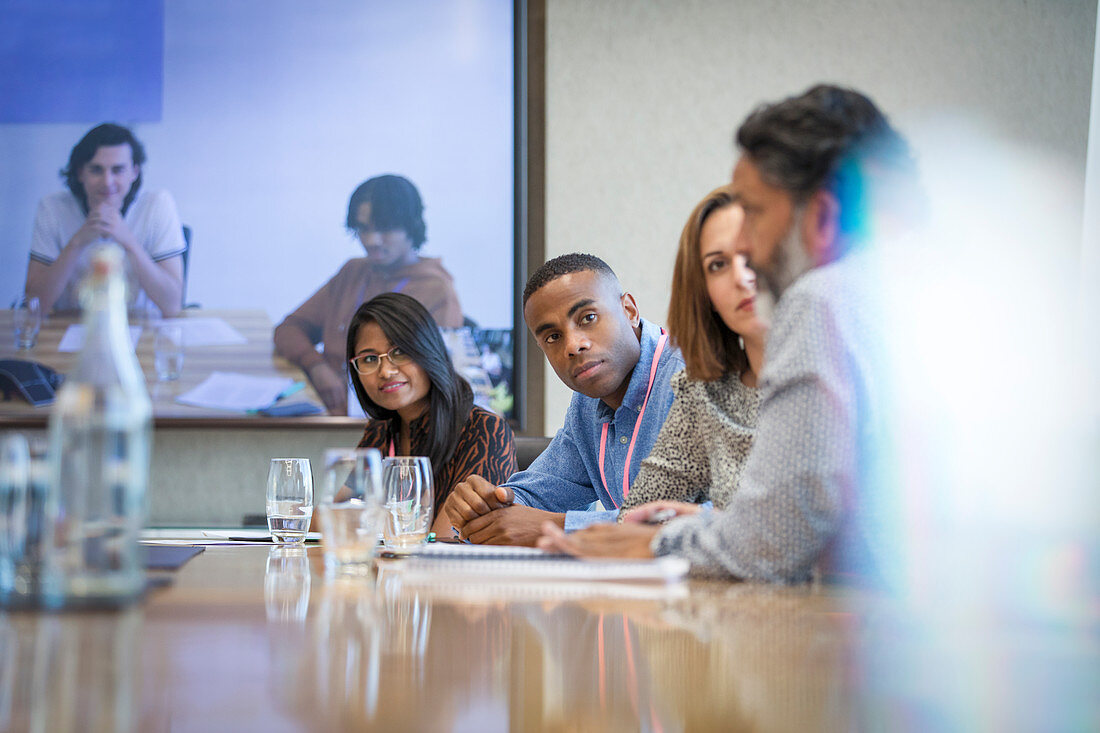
[753,207,816,322]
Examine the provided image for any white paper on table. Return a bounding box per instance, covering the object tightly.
[176,371,295,412]
[153,317,247,347]
[201,529,322,542]
[58,324,142,352]
[385,543,548,558]
[388,555,691,584]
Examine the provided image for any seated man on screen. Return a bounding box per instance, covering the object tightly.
[443,253,685,545]
[539,85,923,583]
[25,123,186,317]
[274,174,463,415]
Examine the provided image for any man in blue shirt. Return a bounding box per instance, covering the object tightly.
[444,253,684,545]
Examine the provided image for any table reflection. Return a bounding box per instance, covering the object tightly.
[0,548,876,731]
[264,547,311,624]
[260,557,859,732]
[0,608,142,732]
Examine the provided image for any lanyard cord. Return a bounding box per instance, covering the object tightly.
[597,330,668,508]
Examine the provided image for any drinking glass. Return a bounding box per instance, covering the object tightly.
[153,324,184,381]
[0,434,30,605]
[381,457,433,548]
[317,448,383,574]
[13,296,41,350]
[266,458,313,544]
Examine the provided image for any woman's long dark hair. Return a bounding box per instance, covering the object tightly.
[346,292,473,474]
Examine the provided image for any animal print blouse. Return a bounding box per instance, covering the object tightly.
[620,370,758,516]
[358,405,518,518]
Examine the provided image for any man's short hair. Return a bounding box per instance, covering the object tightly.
[736,84,919,237]
[61,123,147,214]
[523,252,617,306]
[345,174,427,248]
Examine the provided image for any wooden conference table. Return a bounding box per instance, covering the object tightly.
[0,308,321,422]
[0,545,865,732]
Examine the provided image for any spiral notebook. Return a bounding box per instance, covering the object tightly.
[382,543,689,584]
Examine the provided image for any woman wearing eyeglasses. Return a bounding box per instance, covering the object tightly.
[274,174,463,415]
[346,292,516,534]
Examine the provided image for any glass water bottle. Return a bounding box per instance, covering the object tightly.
[43,244,152,609]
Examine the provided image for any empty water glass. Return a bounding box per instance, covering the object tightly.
[153,324,184,381]
[266,458,313,544]
[13,297,41,350]
[381,457,433,548]
[317,448,383,575]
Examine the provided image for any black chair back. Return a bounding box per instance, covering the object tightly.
[515,436,552,471]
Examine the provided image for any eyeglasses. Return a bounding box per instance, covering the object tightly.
[349,347,413,375]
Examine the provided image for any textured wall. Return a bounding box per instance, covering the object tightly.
[540,0,1097,431]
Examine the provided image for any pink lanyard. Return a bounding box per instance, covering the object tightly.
[598,330,668,508]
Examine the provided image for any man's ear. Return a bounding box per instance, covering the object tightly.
[801,189,840,264]
[620,292,641,328]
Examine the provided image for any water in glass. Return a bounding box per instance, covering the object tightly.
[266,458,313,544]
[153,324,184,381]
[267,500,312,543]
[318,447,382,572]
[13,296,41,350]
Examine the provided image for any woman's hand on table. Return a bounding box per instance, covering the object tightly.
[536,520,659,559]
[619,501,702,525]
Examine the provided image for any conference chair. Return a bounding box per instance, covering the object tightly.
[181,225,198,309]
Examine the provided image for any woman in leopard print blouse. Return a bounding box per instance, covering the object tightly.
[346,293,517,535]
[620,186,767,517]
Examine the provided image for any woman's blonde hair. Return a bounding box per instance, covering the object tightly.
[667,185,749,381]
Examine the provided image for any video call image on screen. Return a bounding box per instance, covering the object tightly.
[0,0,519,421]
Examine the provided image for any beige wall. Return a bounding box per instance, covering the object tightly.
[540,0,1097,431]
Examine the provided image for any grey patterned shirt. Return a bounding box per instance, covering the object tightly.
[622,370,758,513]
[653,251,881,582]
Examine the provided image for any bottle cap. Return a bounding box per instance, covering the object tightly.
[89,242,123,281]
